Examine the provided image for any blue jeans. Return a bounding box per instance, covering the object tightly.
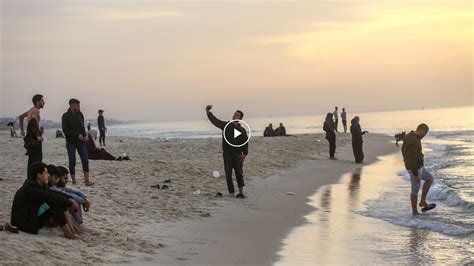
[66,142,89,176]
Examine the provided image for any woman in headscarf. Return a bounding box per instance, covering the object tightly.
[323,113,337,159]
[350,116,368,163]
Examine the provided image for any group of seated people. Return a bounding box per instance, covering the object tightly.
[264,123,288,137]
[4,162,91,239]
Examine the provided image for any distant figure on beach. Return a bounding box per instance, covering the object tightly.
[402,123,436,215]
[98,109,107,146]
[86,132,117,160]
[350,116,368,164]
[19,94,45,175]
[87,122,91,132]
[333,106,339,132]
[264,123,274,137]
[7,122,18,137]
[56,130,65,138]
[206,105,249,198]
[323,113,337,159]
[341,108,347,133]
[275,123,287,136]
[62,98,94,186]
[9,162,82,239]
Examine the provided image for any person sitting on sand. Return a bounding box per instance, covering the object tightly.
[206,105,249,198]
[48,165,91,224]
[264,123,275,137]
[323,113,337,159]
[274,123,287,136]
[402,123,436,215]
[86,132,116,160]
[9,162,82,239]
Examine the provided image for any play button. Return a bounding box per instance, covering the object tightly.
[223,119,251,148]
[234,129,242,138]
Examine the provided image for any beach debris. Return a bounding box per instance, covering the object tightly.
[163,179,171,183]
[215,192,223,198]
[161,185,169,190]
[193,189,201,196]
[212,170,220,178]
[150,184,160,189]
[286,192,296,196]
[315,139,321,142]
[200,212,211,217]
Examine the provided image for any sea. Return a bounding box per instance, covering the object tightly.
[108,105,473,264]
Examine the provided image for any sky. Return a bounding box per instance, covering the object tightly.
[1,0,472,122]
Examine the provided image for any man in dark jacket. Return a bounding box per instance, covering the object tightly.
[97,109,107,146]
[402,123,435,215]
[62,98,94,186]
[206,105,249,198]
[10,162,80,239]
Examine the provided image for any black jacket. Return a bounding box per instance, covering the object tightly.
[10,179,72,234]
[98,115,106,131]
[23,118,42,155]
[207,112,248,155]
[62,109,86,145]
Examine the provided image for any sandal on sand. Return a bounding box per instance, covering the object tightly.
[421,203,436,213]
[4,223,19,233]
[151,184,160,189]
[163,179,171,183]
[215,192,223,198]
[161,185,169,190]
[236,193,247,199]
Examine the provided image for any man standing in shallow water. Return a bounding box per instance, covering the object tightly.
[401,123,436,215]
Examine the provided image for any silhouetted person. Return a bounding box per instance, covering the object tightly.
[7,122,18,137]
[341,108,347,133]
[275,123,287,136]
[264,123,274,137]
[97,110,107,146]
[323,113,337,159]
[350,116,368,163]
[333,106,339,132]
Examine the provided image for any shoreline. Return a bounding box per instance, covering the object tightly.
[0,131,395,264]
[135,133,397,265]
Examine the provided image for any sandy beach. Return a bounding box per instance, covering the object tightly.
[0,128,396,264]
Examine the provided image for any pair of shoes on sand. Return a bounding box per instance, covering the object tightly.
[0,223,19,233]
[151,184,169,190]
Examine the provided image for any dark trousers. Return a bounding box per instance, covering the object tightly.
[342,120,347,133]
[335,119,339,132]
[39,205,67,228]
[27,145,42,179]
[223,151,244,194]
[326,134,336,157]
[66,142,89,176]
[99,130,106,145]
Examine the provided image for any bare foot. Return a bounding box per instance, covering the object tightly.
[412,212,420,216]
[419,202,428,207]
[84,180,95,186]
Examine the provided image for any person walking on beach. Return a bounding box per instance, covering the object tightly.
[333,106,339,132]
[402,123,436,215]
[206,105,249,198]
[341,108,347,133]
[323,113,337,159]
[19,94,45,175]
[97,109,107,146]
[350,116,368,164]
[62,99,94,186]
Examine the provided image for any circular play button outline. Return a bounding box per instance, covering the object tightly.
[223,119,251,148]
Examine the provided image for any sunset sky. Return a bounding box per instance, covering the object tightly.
[1,0,472,121]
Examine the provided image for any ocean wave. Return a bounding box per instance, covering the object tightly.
[357,207,473,236]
